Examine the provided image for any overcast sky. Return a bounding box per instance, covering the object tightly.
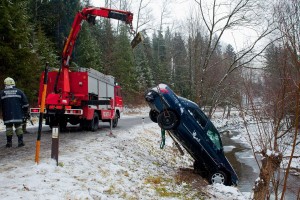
[89,0,260,52]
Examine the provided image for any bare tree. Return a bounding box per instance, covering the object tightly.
[273,1,300,199]
[235,1,300,198]
[192,0,280,117]
[134,0,153,33]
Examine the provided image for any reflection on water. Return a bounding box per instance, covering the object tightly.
[221,131,259,193]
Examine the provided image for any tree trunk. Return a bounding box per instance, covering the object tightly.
[253,150,282,200]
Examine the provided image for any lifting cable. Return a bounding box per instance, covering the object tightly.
[160,129,165,149]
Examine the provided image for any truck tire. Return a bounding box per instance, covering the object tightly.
[80,119,87,130]
[90,112,99,132]
[157,110,179,130]
[49,116,58,129]
[59,120,67,131]
[49,115,67,131]
[112,115,118,128]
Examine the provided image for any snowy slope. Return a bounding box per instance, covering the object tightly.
[0,107,251,200]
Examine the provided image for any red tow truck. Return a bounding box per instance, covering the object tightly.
[31,7,139,131]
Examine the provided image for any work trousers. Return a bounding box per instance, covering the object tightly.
[6,123,23,136]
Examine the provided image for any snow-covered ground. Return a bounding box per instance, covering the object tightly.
[0,107,298,199]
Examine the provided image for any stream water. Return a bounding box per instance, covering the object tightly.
[222,130,299,199]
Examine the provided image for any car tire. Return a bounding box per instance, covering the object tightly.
[149,109,159,123]
[157,110,179,130]
[209,171,228,185]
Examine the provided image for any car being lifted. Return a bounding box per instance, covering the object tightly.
[145,83,238,186]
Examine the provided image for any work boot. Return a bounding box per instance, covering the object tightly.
[6,136,12,148]
[17,135,25,147]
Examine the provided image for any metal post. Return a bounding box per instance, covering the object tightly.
[107,118,116,137]
[107,99,116,138]
[51,126,59,166]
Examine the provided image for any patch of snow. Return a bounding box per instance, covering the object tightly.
[206,184,251,200]
[223,145,236,153]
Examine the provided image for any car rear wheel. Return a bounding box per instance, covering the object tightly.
[149,109,159,123]
[209,171,228,185]
[157,110,179,130]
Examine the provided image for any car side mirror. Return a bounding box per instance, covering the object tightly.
[131,32,143,48]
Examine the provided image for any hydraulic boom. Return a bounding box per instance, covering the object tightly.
[59,7,135,95]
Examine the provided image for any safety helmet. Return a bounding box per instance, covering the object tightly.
[4,77,15,86]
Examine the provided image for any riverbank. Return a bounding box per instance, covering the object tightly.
[210,109,300,174]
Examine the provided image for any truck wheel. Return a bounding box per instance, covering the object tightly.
[112,115,118,128]
[90,112,99,132]
[59,120,67,131]
[149,109,159,123]
[49,116,58,129]
[157,110,179,130]
[80,119,89,131]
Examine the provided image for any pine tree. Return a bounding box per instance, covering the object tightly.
[0,0,40,103]
[171,32,188,96]
[99,19,116,74]
[112,25,137,103]
[73,23,102,71]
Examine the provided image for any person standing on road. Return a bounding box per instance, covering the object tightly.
[0,77,29,147]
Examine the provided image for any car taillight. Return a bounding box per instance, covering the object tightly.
[160,88,169,93]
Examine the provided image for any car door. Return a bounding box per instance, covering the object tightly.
[186,107,223,169]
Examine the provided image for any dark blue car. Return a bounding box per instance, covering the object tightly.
[145,84,238,186]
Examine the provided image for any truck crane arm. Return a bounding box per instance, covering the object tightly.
[62,7,134,68]
[56,7,138,95]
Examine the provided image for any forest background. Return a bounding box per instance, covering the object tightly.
[0,1,299,198]
[0,0,299,117]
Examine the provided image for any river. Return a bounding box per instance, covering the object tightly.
[222,130,300,199]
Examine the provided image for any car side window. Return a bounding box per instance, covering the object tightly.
[207,128,222,150]
[187,108,207,129]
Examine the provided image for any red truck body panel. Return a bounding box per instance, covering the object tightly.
[31,7,134,130]
[33,68,123,129]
